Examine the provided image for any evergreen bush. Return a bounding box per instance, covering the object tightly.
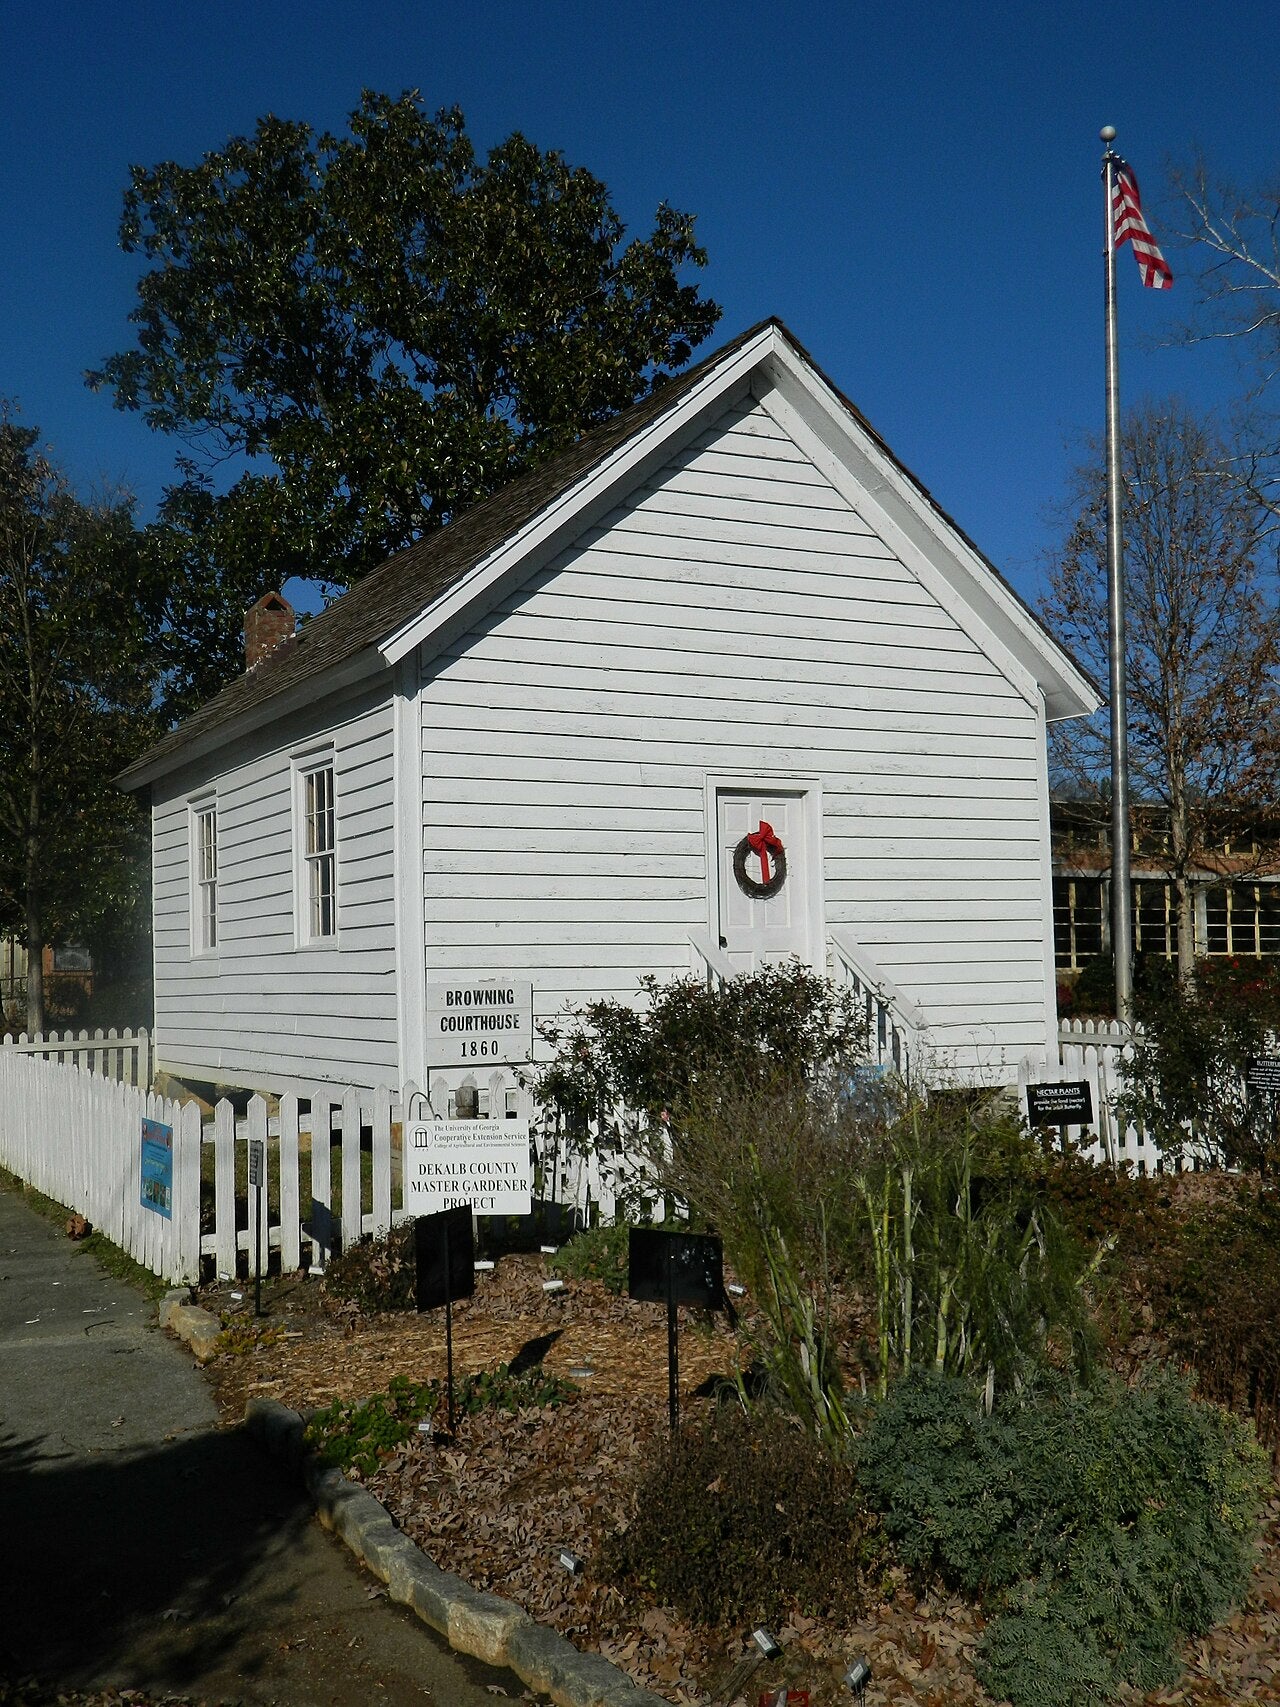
[857,1367,1268,1707]
[537,962,869,1144]
[306,1364,577,1475]
[1158,1184,1280,1463]
[547,1221,632,1293]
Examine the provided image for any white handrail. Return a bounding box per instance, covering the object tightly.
[687,930,738,988]
[828,927,925,1082]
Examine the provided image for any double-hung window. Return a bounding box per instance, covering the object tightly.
[192,802,218,953]
[296,758,337,943]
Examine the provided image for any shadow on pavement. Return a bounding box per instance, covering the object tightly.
[0,1421,317,1692]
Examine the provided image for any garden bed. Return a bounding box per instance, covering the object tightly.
[199,1244,1280,1707]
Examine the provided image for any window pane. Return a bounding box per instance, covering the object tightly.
[1053,877,1073,966]
[1259,887,1280,955]
[1076,879,1104,961]
[1205,889,1228,955]
[301,763,336,940]
[306,766,334,855]
[312,851,335,939]
[1230,887,1261,956]
[1136,881,1173,958]
[194,806,218,951]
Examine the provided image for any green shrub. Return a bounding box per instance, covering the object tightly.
[1061,952,1175,1021]
[548,1221,631,1293]
[306,1364,577,1475]
[1120,955,1280,1170]
[453,1362,576,1416]
[857,1367,1268,1707]
[306,1373,439,1474]
[853,1106,1105,1401]
[538,963,869,1145]
[548,1216,694,1294]
[603,1401,878,1627]
[323,1221,416,1312]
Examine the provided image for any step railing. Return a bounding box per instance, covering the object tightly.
[687,930,738,989]
[828,927,926,1086]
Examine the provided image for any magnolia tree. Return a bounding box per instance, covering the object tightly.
[1041,401,1280,983]
[92,92,721,714]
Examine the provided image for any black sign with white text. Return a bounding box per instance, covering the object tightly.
[1025,1080,1094,1128]
[1245,1056,1280,1094]
[628,1229,724,1308]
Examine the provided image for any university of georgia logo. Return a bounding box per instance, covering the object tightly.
[732,820,787,900]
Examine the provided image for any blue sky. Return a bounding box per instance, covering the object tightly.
[2,1,1275,607]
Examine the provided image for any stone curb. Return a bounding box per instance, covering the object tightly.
[244,1397,666,1707]
[159,1288,222,1363]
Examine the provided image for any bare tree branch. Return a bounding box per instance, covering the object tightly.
[1041,401,1280,981]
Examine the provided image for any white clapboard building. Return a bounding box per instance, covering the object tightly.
[119,320,1097,1102]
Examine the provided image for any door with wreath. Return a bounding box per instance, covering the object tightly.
[714,788,814,971]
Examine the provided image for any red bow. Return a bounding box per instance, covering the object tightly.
[747,820,784,885]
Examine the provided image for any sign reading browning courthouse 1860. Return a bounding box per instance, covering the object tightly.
[425,979,532,1067]
[405,1120,533,1216]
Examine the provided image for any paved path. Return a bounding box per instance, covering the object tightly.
[0,1187,538,1704]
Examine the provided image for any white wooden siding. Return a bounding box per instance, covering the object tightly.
[417,396,1054,1075]
[151,680,398,1092]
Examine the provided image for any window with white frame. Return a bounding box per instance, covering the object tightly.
[296,759,337,942]
[192,802,218,953]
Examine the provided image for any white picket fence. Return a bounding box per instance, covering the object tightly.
[0,1047,200,1282]
[1016,1017,1217,1174]
[0,1013,1231,1292]
[1,1026,152,1087]
[0,1051,601,1285]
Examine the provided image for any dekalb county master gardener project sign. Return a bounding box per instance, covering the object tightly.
[406,1120,533,1216]
[425,979,532,1068]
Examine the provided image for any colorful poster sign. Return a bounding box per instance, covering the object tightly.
[405,1119,532,1216]
[140,1118,173,1218]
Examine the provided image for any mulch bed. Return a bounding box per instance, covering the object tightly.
[199,1252,1280,1706]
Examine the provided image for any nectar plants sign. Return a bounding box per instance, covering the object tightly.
[1025,1080,1093,1128]
[406,1120,532,1216]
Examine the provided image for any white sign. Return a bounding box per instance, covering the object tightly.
[406,1119,533,1216]
[426,979,532,1067]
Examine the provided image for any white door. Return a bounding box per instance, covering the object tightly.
[716,789,813,970]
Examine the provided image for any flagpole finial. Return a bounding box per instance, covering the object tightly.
[1100,125,1117,145]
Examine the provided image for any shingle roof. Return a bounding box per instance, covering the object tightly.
[119,316,1090,789]
[118,320,774,790]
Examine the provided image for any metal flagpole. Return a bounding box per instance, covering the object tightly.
[1100,124,1134,1026]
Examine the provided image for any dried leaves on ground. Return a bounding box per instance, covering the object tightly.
[199,1251,1280,1706]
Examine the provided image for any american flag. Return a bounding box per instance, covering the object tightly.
[1111,159,1172,288]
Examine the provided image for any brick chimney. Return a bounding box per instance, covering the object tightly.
[244,591,296,669]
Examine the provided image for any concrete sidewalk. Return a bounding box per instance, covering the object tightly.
[0,1186,538,1705]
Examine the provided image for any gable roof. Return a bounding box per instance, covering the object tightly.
[119,318,1096,791]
